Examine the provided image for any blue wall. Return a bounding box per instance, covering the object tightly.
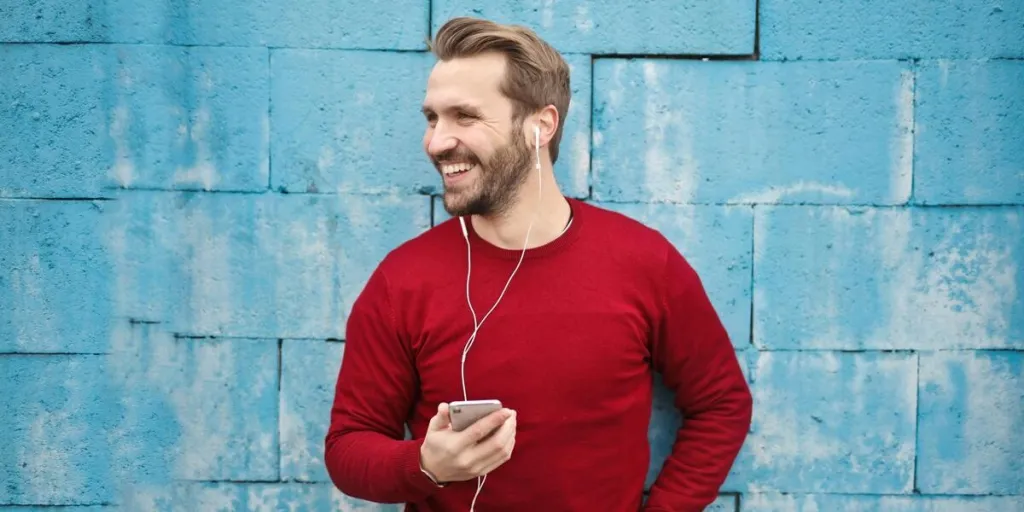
[2,1,1022,510]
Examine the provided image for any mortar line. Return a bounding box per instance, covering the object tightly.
[587,54,596,200]
[0,196,115,201]
[277,338,284,482]
[267,47,274,192]
[429,195,436,227]
[749,205,756,349]
[909,59,918,205]
[592,53,756,61]
[426,0,433,41]
[912,351,921,493]
[753,0,761,58]
[0,352,109,356]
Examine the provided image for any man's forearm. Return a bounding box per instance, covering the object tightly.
[324,428,440,503]
[644,365,752,510]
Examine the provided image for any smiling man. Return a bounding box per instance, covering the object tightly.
[324,16,752,512]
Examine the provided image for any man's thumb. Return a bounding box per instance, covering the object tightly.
[428,402,451,431]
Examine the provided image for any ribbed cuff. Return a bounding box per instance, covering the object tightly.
[398,438,444,496]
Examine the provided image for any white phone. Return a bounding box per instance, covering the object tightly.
[449,399,503,432]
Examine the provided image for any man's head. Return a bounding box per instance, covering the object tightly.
[422,17,571,217]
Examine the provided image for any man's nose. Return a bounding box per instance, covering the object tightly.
[427,126,458,157]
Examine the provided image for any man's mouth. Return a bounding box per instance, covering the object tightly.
[441,162,476,177]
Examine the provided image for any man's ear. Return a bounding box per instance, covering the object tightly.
[535,105,559,147]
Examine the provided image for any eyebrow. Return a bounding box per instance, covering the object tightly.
[421,103,483,117]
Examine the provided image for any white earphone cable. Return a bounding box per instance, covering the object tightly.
[460,125,544,511]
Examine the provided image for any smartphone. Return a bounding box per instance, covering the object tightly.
[449,399,503,432]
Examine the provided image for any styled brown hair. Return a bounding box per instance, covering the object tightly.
[428,16,572,164]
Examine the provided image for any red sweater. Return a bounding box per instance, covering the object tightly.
[325,198,752,511]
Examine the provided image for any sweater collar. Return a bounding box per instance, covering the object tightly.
[460,197,584,261]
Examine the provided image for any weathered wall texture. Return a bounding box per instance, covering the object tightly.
[2,1,1022,511]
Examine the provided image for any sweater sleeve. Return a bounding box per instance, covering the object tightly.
[644,245,753,511]
[324,265,440,502]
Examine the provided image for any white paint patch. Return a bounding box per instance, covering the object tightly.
[728,181,854,204]
[606,60,626,110]
[541,0,555,29]
[572,132,589,194]
[642,62,698,203]
[189,484,237,510]
[355,91,374,105]
[872,210,1019,349]
[574,4,593,33]
[8,253,58,351]
[173,107,219,190]
[752,205,769,268]
[260,113,270,184]
[285,215,333,337]
[280,343,344,480]
[891,69,914,204]
[318,145,335,175]
[108,105,136,187]
[182,205,234,334]
[16,371,86,501]
[938,59,952,88]
[925,352,1023,492]
[748,353,855,487]
[172,340,235,479]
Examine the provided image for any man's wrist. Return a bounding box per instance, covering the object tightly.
[418,449,447,487]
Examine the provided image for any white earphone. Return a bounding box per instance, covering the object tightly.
[457,124,543,510]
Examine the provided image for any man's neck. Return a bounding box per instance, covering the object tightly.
[471,168,571,250]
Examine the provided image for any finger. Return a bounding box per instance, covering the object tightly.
[428,402,451,431]
[466,411,516,461]
[474,436,516,476]
[459,408,512,447]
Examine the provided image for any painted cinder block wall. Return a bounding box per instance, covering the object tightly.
[2,0,1022,510]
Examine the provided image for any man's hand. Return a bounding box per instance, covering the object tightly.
[419,402,517,483]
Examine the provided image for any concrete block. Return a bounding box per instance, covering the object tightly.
[1,355,117,505]
[0,0,428,50]
[280,340,344,482]
[918,351,1024,494]
[0,45,269,197]
[727,351,917,493]
[760,0,1024,60]
[0,200,114,353]
[0,45,109,198]
[431,0,755,54]
[0,1,108,42]
[270,50,434,195]
[597,203,752,348]
[915,60,1024,205]
[120,482,399,511]
[102,191,430,339]
[97,45,270,192]
[105,323,279,481]
[743,493,1024,512]
[555,54,591,199]
[592,60,913,205]
[754,206,1024,350]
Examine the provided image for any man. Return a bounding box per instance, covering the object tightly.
[324,16,752,512]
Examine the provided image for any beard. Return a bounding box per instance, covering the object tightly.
[435,123,532,218]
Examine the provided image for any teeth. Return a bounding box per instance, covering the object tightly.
[442,163,473,175]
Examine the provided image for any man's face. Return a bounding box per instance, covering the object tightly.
[421,53,532,217]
